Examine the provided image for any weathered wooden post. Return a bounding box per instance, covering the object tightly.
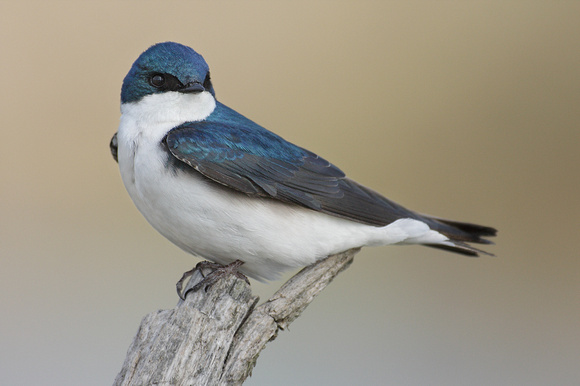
[114,248,359,385]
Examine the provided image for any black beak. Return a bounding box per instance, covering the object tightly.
[179,82,205,94]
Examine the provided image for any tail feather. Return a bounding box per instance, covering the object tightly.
[420,214,497,257]
[425,242,494,257]
[430,216,497,239]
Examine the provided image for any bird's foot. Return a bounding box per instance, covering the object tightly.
[176,260,250,300]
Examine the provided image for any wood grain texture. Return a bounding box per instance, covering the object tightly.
[114,248,359,385]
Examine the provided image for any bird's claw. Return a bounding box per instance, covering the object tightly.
[176,260,249,300]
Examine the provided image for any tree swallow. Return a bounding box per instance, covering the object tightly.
[111,42,496,283]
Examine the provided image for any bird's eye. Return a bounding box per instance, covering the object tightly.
[149,74,166,88]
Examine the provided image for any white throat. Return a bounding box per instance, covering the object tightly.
[119,91,216,143]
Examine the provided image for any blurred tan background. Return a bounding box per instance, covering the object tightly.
[1,1,579,385]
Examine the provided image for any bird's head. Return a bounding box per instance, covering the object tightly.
[120,42,216,123]
[121,42,214,104]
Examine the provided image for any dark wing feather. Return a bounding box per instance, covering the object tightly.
[165,119,345,211]
[110,132,118,163]
[165,119,416,224]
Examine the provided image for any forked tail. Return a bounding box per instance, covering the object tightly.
[421,215,497,256]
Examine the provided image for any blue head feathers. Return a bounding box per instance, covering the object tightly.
[121,42,214,104]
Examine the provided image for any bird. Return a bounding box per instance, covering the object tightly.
[110,42,496,293]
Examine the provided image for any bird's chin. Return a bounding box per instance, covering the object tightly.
[121,91,216,126]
